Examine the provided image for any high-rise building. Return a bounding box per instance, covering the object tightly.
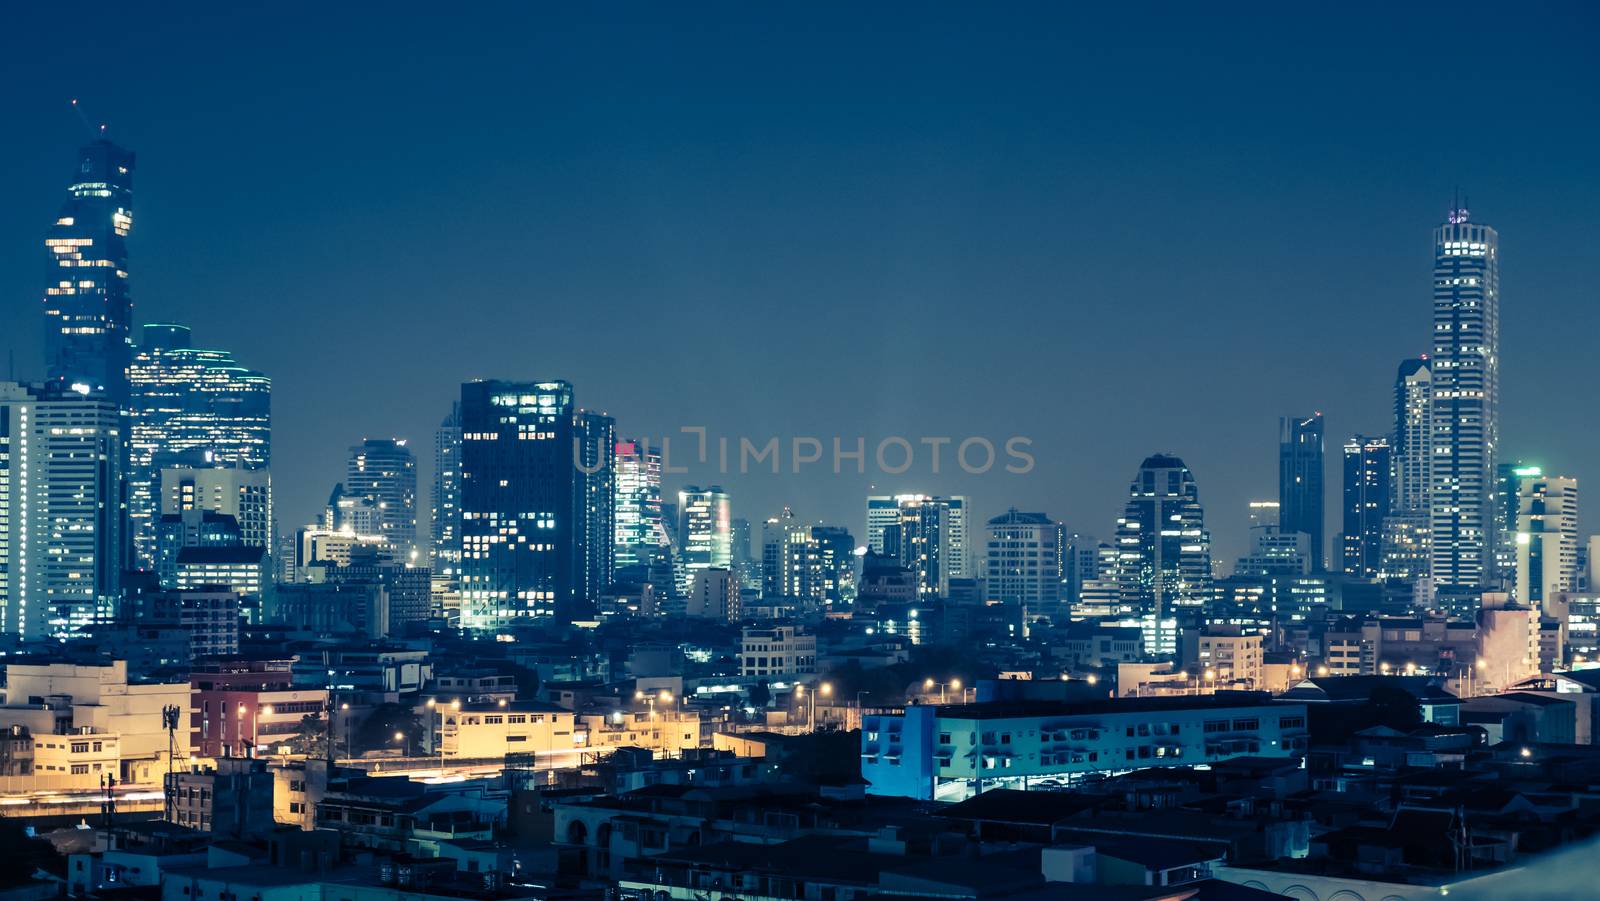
[42,138,135,405]
[574,410,616,612]
[1279,414,1325,570]
[1114,454,1212,653]
[430,403,462,582]
[1380,358,1433,587]
[613,439,665,571]
[1341,436,1391,579]
[869,495,968,598]
[984,509,1061,613]
[345,438,418,563]
[0,382,125,639]
[127,324,271,567]
[459,380,579,627]
[687,567,739,621]
[1391,358,1433,515]
[1429,206,1499,590]
[1514,470,1578,612]
[677,485,731,594]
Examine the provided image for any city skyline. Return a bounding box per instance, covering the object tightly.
[1,5,1597,564]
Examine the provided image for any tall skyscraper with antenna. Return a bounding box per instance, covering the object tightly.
[1428,203,1500,591]
[43,136,135,404]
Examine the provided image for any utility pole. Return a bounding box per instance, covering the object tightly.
[162,705,181,822]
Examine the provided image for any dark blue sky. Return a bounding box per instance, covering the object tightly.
[2,2,1596,563]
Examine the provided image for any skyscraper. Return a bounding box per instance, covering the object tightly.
[613,439,665,571]
[431,403,462,583]
[1429,205,1500,590]
[677,485,732,594]
[574,410,616,612]
[1514,470,1578,612]
[127,324,271,566]
[459,380,578,627]
[1340,436,1390,579]
[1381,358,1434,585]
[42,138,135,404]
[346,438,418,563]
[0,382,125,639]
[1279,414,1325,570]
[1114,454,1212,653]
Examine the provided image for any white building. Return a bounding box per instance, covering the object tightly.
[161,464,272,552]
[687,567,739,621]
[983,509,1061,612]
[740,625,817,677]
[1515,471,1578,612]
[0,659,189,785]
[429,699,577,760]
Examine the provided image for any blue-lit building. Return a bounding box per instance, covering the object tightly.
[575,410,616,614]
[42,138,135,404]
[1341,435,1391,579]
[458,380,584,627]
[861,694,1308,801]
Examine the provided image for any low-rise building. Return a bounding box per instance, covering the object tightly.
[740,624,816,677]
[862,694,1308,801]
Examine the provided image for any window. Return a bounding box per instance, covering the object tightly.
[1279,716,1305,729]
[1232,718,1260,731]
[1203,720,1230,734]
[72,742,89,754]
[72,764,89,774]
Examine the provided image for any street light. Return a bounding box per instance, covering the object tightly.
[394,730,410,757]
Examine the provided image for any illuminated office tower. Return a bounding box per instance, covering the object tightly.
[346,438,418,563]
[1429,205,1499,590]
[42,138,135,404]
[613,439,665,570]
[126,324,271,566]
[677,485,732,594]
[160,462,271,552]
[984,509,1061,612]
[1114,454,1212,651]
[1279,414,1325,570]
[1514,470,1578,611]
[869,494,968,597]
[459,380,579,627]
[0,382,124,639]
[574,410,616,610]
[1341,436,1390,579]
[431,403,462,581]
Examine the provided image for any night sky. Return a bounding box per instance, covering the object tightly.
[2,2,1597,564]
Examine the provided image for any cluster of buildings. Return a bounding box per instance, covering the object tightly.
[3,124,1600,901]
